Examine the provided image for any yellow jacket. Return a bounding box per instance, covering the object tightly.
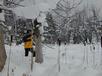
[24,35,33,48]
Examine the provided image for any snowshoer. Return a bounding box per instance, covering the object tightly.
[57,38,61,46]
[23,30,35,57]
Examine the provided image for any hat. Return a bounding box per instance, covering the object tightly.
[27,29,32,33]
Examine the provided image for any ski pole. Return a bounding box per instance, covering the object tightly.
[83,44,86,64]
[57,38,61,72]
[64,43,67,64]
[30,19,35,72]
[86,44,88,66]
[58,45,60,72]
[7,35,13,76]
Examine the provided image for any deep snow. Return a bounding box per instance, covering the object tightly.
[0,43,102,76]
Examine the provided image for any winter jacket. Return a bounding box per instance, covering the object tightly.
[23,33,33,48]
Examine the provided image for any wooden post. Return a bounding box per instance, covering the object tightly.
[7,34,12,76]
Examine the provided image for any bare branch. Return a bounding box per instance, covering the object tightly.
[52,9,65,18]
[6,1,25,7]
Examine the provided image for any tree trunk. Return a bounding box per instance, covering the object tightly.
[35,35,43,63]
[0,25,7,72]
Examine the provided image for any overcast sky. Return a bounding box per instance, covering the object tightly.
[83,0,102,8]
[35,0,102,12]
[14,0,102,18]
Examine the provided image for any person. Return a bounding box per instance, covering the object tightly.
[64,41,66,45]
[57,38,61,46]
[23,29,35,57]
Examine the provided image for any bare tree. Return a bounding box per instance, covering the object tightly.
[51,0,82,42]
[90,6,101,42]
[4,0,24,8]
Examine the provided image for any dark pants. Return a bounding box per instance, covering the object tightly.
[25,48,35,57]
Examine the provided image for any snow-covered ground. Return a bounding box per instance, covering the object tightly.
[0,43,102,76]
